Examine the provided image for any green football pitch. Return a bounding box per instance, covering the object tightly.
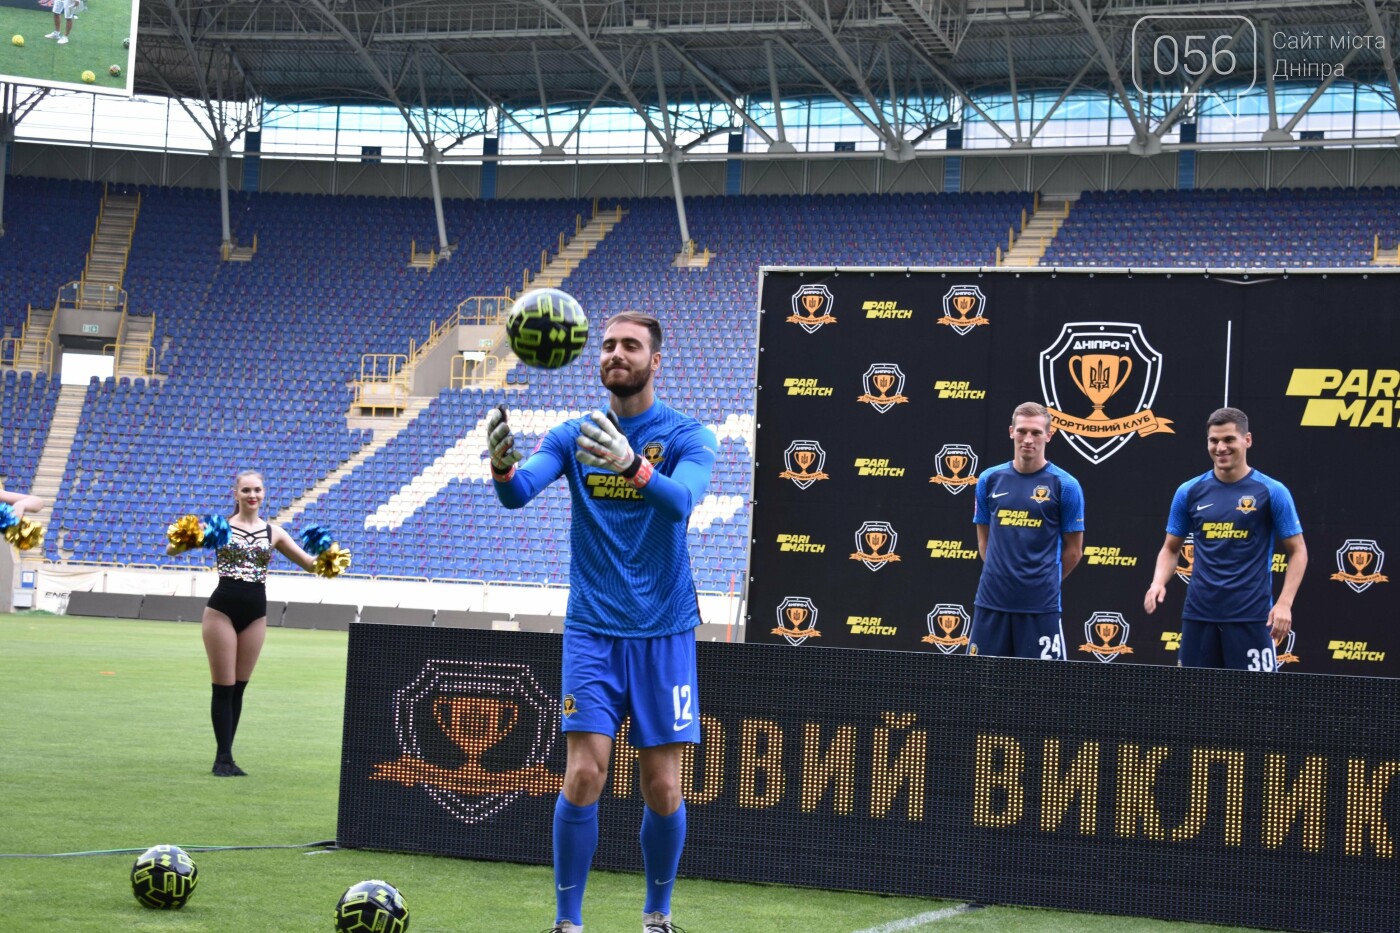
[0,614,1266,932]
[0,0,132,91]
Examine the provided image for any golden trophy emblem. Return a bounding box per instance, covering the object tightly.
[773,604,809,636]
[865,529,888,556]
[1079,612,1134,659]
[1094,619,1120,649]
[871,372,896,400]
[772,597,821,641]
[1348,549,1373,576]
[1068,354,1133,421]
[793,449,816,475]
[801,293,825,317]
[951,294,977,321]
[850,521,901,568]
[433,696,519,769]
[921,603,970,650]
[945,453,968,480]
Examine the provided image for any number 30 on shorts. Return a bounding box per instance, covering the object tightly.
[1246,647,1276,672]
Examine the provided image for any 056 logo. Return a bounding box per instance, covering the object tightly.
[772,596,821,645]
[1039,322,1174,464]
[370,661,561,825]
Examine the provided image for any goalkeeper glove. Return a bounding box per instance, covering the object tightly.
[575,411,653,488]
[486,405,523,480]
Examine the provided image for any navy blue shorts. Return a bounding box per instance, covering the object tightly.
[560,628,700,746]
[1179,619,1276,671]
[968,608,1066,660]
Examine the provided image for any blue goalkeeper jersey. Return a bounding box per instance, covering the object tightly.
[494,400,718,638]
[1166,468,1302,624]
[972,461,1085,613]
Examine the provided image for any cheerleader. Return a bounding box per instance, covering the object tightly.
[185,470,321,777]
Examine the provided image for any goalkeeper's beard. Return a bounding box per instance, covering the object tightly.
[600,363,650,399]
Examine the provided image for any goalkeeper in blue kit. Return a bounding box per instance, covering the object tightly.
[487,311,718,933]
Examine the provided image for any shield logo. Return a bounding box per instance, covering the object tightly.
[1331,538,1388,593]
[940,285,989,335]
[1236,496,1257,513]
[369,660,561,826]
[850,520,900,571]
[1039,322,1173,464]
[857,363,909,414]
[1079,611,1134,662]
[929,443,978,494]
[1273,629,1299,669]
[922,603,971,654]
[779,440,830,489]
[1031,485,1051,503]
[788,284,836,334]
[773,596,821,646]
[642,442,665,465]
[1175,533,1195,584]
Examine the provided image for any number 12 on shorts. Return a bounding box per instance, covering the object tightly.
[671,684,694,729]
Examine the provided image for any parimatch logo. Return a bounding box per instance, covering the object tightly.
[776,533,826,554]
[1286,369,1400,428]
[1084,546,1137,567]
[863,299,913,320]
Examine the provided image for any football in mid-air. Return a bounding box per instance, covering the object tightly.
[334,879,410,932]
[131,845,199,909]
[81,70,95,84]
[109,64,121,76]
[10,35,22,47]
[505,288,588,369]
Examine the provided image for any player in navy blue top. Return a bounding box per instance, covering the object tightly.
[1144,408,1308,671]
[969,402,1085,659]
[487,311,716,933]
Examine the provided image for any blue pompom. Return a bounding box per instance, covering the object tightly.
[0,503,15,531]
[299,524,333,556]
[201,514,231,550]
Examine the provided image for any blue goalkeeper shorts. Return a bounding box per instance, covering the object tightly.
[560,627,700,746]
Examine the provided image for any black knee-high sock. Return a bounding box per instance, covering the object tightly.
[211,683,235,761]
[231,680,249,741]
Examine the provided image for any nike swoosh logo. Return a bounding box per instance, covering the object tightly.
[1196,503,1213,511]
[557,884,577,891]
[653,877,675,886]
[990,492,1009,499]
[674,721,692,732]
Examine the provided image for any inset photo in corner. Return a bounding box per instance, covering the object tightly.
[0,0,138,95]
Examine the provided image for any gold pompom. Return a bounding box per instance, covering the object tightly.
[4,519,43,551]
[165,514,204,554]
[314,543,352,578]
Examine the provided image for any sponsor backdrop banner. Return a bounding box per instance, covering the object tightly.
[339,625,1400,933]
[750,269,1397,675]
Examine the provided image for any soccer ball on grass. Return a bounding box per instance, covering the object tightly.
[131,844,198,909]
[334,879,410,932]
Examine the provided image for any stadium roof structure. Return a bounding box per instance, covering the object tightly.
[130,0,1400,160]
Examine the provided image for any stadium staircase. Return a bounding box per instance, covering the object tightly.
[521,203,624,291]
[23,384,86,562]
[275,397,433,526]
[1001,194,1074,266]
[6,306,56,374]
[83,190,139,293]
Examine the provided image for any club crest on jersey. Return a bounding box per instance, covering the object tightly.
[939,285,989,335]
[1078,612,1134,661]
[1236,495,1257,513]
[928,443,978,494]
[788,284,836,333]
[369,660,562,825]
[779,440,830,489]
[1039,322,1174,464]
[642,441,665,465]
[922,603,971,654]
[772,596,821,645]
[850,521,901,570]
[1273,630,1299,669]
[1176,533,1196,584]
[857,363,909,413]
[1330,538,1389,593]
[1031,485,1051,503]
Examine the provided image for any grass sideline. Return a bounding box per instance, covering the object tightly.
[0,614,1265,932]
[0,0,132,90]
